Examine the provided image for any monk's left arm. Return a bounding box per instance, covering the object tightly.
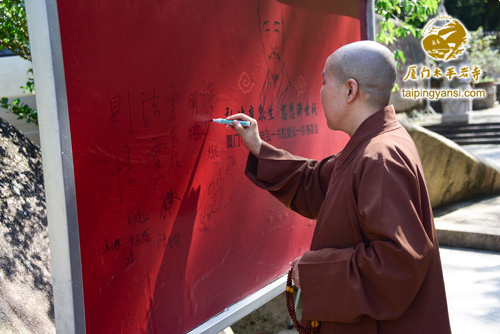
[298,155,434,323]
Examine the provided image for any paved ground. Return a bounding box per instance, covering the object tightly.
[469,104,500,124]
[441,247,500,334]
[435,195,500,252]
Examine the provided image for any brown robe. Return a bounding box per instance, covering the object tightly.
[245,106,451,333]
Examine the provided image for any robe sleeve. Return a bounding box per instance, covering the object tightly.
[245,141,336,219]
[298,152,434,323]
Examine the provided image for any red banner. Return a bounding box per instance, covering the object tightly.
[56,0,362,332]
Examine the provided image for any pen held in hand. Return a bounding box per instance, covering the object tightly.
[212,118,251,127]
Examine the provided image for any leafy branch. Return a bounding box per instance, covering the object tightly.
[467,27,500,81]
[0,0,36,126]
[0,0,30,60]
[375,0,440,66]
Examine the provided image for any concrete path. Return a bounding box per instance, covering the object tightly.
[469,104,500,124]
[441,247,500,334]
[435,195,500,252]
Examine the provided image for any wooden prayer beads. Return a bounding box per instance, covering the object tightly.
[286,267,319,334]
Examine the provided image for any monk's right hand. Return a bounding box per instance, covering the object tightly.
[226,113,262,157]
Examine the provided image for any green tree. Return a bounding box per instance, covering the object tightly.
[445,0,500,31]
[467,27,500,80]
[376,0,440,66]
[0,0,37,125]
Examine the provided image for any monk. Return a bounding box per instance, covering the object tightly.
[227,41,451,333]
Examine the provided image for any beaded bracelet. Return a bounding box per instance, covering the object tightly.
[285,267,319,333]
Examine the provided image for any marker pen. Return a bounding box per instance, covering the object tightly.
[212,118,251,127]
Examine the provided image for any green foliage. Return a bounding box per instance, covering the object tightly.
[1,97,38,125]
[376,0,439,44]
[0,68,37,125]
[0,0,37,126]
[446,0,500,32]
[0,0,30,60]
[467,27,500,81]
[375,0,440,67]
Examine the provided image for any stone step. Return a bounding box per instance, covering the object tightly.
[425,122,500,134]
[424,122,500,145]
[443,131,500,139]
[453,137,500,145]
[438,131,500,145]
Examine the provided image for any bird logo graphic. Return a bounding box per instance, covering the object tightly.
[422,17,468,61]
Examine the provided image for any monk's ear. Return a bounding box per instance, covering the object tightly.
[345,78,359,104]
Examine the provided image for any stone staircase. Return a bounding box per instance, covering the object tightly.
[424,122,500,145]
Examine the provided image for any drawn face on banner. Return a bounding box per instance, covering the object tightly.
[258,0,285,76]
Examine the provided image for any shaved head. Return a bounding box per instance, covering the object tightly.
[327,41,396,108]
